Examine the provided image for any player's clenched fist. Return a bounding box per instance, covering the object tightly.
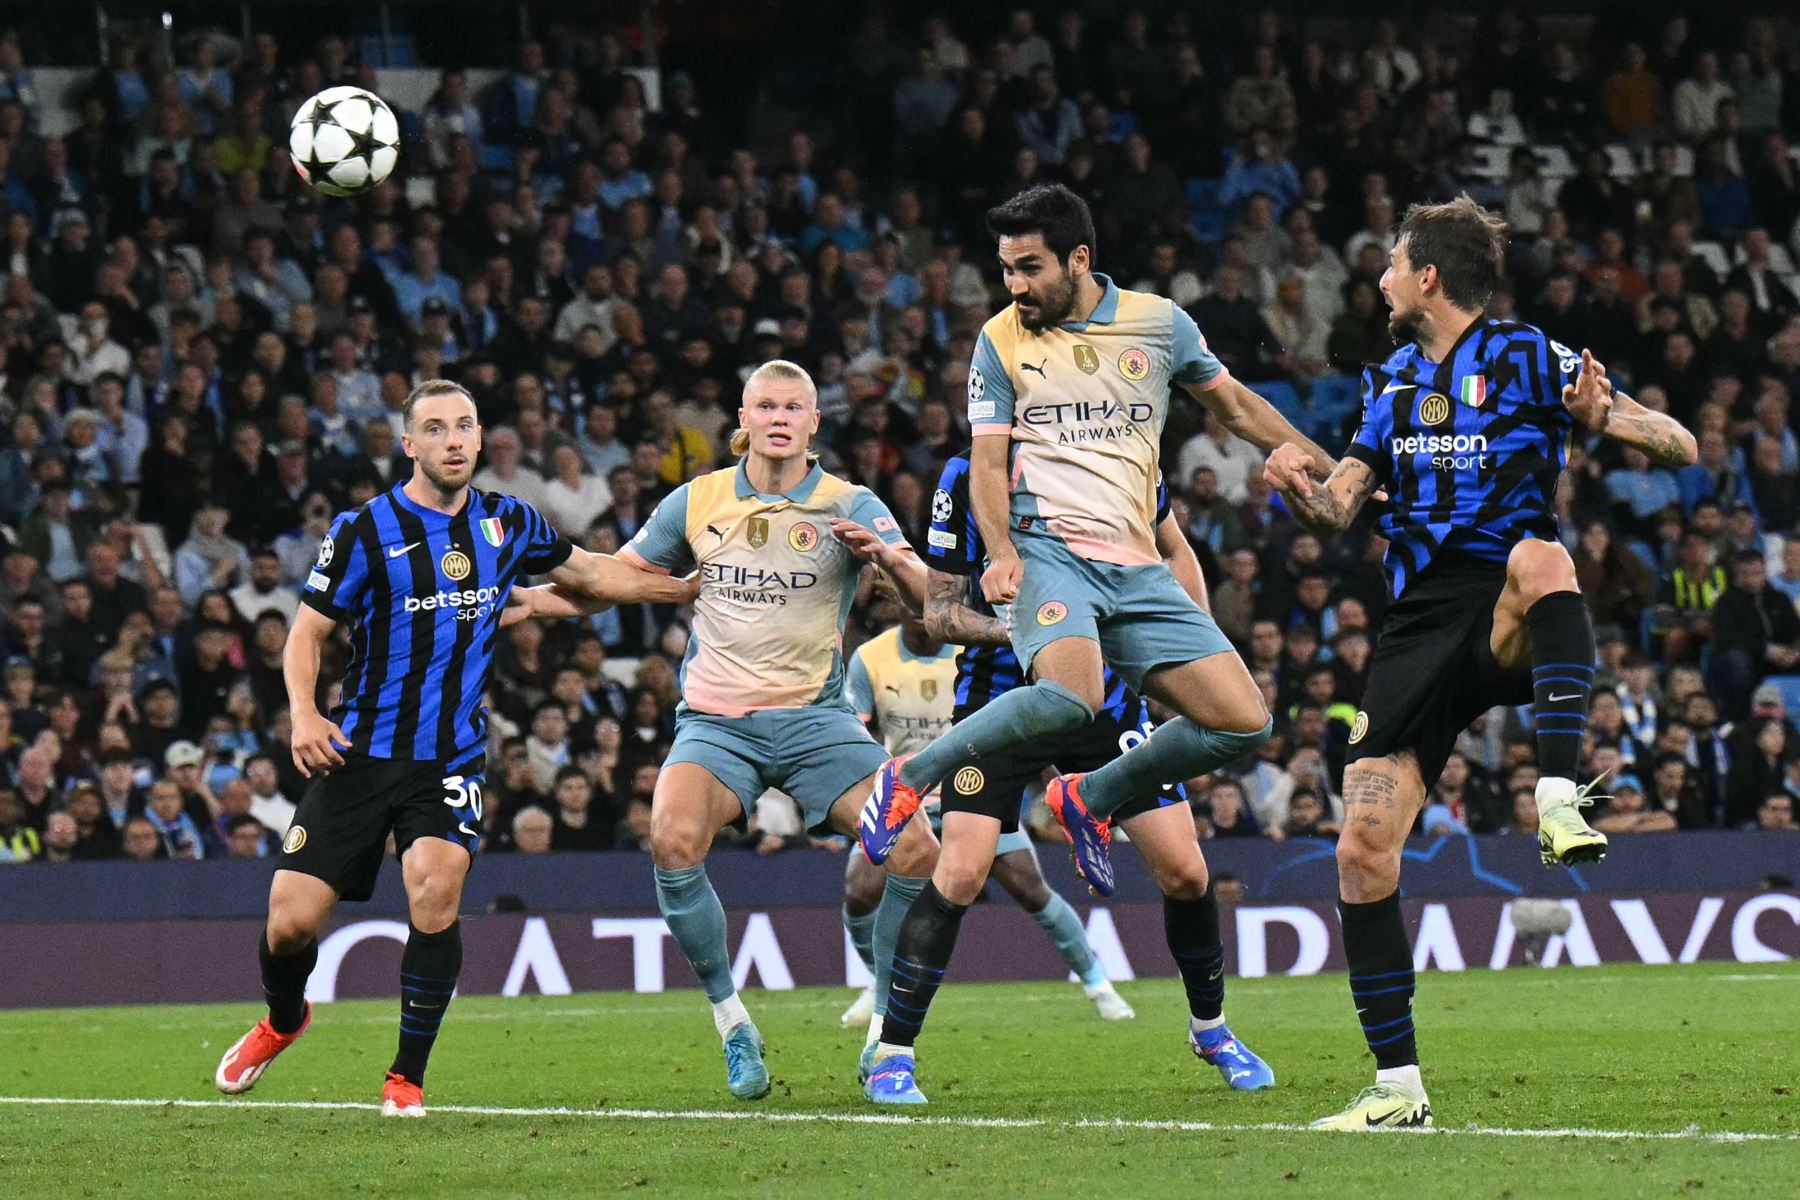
[1262,442,1317,499]
[982,552,1023,604]
[291,709,351,778]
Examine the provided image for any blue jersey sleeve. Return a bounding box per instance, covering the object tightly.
[1523,326,1583,407]
[1343,368,1395,484]
[626,484,696,574]
[513,498,575,575]
[1154,470,1171,524]
[926,455,979,575]
[848,488,909,546]
[844,646,875,720]
[968,332,1016,430]
[301,510,371,620]
[1171,303,1228,388]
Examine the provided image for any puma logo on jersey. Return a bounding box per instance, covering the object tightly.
[1021,358,1047,376]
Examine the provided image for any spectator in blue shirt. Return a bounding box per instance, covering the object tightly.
[1607,446,1684,539]
[390,236,462,329]
[800,194,870,257]
[597,138,652,212]
[1218,130,1302,220]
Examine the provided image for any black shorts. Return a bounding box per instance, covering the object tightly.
[938,696,1186,834]
[277,752,486,902]
[1346,555,1533,787]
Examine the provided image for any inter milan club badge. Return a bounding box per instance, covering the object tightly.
[441,549,471,581]
[1417,392,1451,426]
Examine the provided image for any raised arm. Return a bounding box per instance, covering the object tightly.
[922,567,1011,647]
[1601,391,1698,467]
[1561,349,1697,467]
[1262,445,1382,538]
[1562,347,1699,467]
[1181,376,1336,478]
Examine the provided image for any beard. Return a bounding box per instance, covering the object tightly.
[1388,305,1425,345]
[1016,272,1076,331]
[418,456,473,494]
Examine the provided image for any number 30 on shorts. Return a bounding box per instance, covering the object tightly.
[442,774,484,820]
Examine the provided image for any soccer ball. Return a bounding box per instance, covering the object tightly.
[289,86,400,197]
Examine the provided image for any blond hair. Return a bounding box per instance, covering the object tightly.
[730,360,817,458]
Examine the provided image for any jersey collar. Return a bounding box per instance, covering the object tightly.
[734,457,824,504]
[1057,273,1119,331]
[390,478,469,521]
[896,635,956,663]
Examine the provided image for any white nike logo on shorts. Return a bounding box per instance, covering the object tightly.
[1547,692,1582,702]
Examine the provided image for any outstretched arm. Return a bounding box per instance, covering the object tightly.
[829,519,928,614]
[545,545,701,607]
[922,567,1010,647]
[1562,348,1697,467]
[1181,376,1336,478]
[1263,445,1382,537]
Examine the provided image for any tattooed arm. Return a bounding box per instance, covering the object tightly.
[1596,391,1698,467]
[1561,347,1697,467]
[922,567,1010,648]
[1262,445,1383,538]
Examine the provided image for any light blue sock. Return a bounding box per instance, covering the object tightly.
[844,904,878,975]
[655,864,735,1003]
[1080,718,1274,820]
[871,874,928,1017]
[1030,892,1104,988]
[900,680,1093,792]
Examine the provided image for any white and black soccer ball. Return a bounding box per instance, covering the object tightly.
[289,86,400,197]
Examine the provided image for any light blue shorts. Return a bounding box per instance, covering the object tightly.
[994,828,1035,858]
[926,809,1035,859]
[665,707,887,835]
[1010,535,1236,690]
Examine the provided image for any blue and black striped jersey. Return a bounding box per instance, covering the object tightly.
[302,481,573,768]
[925,451,1167,717]
[1343,318,1579,597]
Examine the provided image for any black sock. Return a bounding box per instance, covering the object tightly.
[391,921,462,1087]
[1164,890,1224,1022]
[879,883,967,1049]
[259,931,317,1035]
[1339,892,1417,1069]
[1526,591,1596,782]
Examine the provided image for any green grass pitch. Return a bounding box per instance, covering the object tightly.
[2,962,1796,1198]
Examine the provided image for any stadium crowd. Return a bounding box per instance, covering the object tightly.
[3,7,1800,868]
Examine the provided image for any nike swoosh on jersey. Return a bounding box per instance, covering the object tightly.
[1380,382,1408,395]
[388,542,421,558]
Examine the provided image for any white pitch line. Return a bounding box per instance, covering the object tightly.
[0,1096,1794,1143]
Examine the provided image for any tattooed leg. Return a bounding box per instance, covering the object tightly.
[1334,754,1427,904]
